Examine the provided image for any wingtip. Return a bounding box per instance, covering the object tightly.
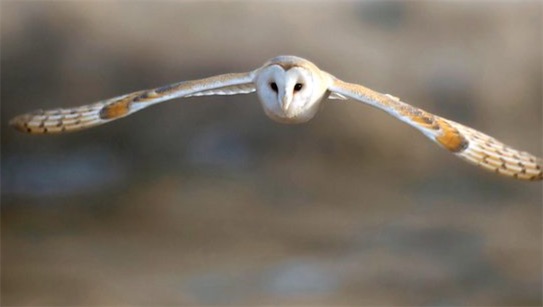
[8,109,46,134]
[9,113,31,133]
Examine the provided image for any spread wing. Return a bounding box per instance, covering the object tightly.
[329,78,542,181]
[9,71,256,134]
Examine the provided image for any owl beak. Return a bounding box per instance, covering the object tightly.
[280,92,291,112]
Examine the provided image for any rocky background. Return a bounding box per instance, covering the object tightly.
[1,1,542,305]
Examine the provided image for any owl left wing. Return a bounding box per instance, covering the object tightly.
[10,71,256,134]
[329,78,542,181]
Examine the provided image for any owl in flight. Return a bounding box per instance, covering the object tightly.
[10,55,542,181]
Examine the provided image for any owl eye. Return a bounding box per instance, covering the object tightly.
[270,82,278,92]
[294,83,303,92]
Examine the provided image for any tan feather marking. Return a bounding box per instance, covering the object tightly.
[57,117,81,125]
[435,118,468,152]
[526,166,542,176]
[276,63,302,71]
[496,167,516,177]
[504,163,523,173]
[400,106,439,130]
[483,155,505,169]
[43,120,63,127]
[99,97,133,119]
[408,112,438,129]
[133,90,160,102]
[478,161,498,172]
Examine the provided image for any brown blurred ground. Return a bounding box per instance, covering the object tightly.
[1,1,542,306]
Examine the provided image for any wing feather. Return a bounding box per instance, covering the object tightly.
[10,71,256,134]
[329,78,542,181]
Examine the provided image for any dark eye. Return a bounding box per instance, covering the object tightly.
[270,82,278,92]
[294,83,303,92]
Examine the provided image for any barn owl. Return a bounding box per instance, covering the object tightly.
[9,55,542,181]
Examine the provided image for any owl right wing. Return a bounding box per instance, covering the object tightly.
[329,78,542,181]
[9,71,257,134]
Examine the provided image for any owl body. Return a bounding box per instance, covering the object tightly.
[9,55,542,181]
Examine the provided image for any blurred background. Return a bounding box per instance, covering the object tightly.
[1,1,542,305]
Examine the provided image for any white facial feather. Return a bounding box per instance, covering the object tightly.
[254,58,330,124]
[9,55,542,181]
